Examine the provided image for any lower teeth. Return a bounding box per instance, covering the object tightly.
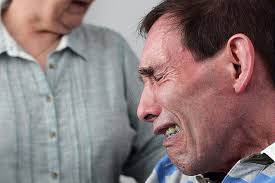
[166,125,180,137]
[167,133,177,138]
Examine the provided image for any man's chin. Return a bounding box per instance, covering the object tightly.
[169,156,205,176]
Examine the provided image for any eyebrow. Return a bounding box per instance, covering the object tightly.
[138,66,155,82]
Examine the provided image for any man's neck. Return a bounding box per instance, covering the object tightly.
[203,172,227,183]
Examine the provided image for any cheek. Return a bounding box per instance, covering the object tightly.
[156,78,223,141]
[155,82,185,108]
[39,7,58,25]
[44,2,68,20]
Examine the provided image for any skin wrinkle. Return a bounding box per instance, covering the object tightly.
[138,13,275,176]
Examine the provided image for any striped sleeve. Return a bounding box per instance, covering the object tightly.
[145,155,196,183]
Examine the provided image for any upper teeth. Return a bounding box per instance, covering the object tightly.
[165,125,180,137]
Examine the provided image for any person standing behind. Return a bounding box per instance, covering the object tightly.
[0,0,164,183]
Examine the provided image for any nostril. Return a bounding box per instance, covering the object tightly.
[144,114,158,121]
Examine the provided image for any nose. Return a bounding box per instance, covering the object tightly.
[137,85,161,122]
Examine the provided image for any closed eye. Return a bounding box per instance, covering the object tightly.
[153,74,164,82]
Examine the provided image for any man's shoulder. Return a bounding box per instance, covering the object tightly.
[146,155,197,183]
[146,155,275,183]
[223,154,275,183]
[247,161,275,183]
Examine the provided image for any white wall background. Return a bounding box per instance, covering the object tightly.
[84,1,161,183]
[84,0,161,57]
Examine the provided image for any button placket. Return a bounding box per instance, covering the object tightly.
[49,131,57,139]
[31,60,60,183]
[50,171,59,180]
[46,95,54,103]
[48,63,56,70]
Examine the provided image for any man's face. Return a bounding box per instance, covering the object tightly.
[138,16,243,175]
[11,0,93,33]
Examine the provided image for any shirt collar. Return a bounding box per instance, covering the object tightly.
[262,142,275,161]
[65,26,90,61]
[0,1,88,61]
[0,21,73,61]
[0,20,36,60]
[0,1,14,53]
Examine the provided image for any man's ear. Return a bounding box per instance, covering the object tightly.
[226,34,255,93]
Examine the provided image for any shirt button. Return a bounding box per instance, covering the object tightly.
[49,131,56,139]
[48,63,56,69]
[51,172,59,179]
[46,95,53,102]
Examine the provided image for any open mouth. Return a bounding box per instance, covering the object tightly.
[154,122,183,147]
[155,123,181,138]
[165,124,181,138]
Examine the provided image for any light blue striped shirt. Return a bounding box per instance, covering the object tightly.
[0,18,165,183]
[146,143,275,183]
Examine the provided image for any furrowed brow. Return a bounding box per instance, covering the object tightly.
[138,66,155,82]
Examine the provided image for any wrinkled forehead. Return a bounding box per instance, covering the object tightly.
[140,15,186,68]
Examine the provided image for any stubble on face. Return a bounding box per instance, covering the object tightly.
[140,15,246,175]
